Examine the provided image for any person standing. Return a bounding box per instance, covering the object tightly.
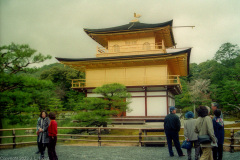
[212,109,224,160]
[211,103,223,119]
[164,106,185,157]
[37,111,50,159]
[36,116,41,154]
[184,111,200,160]
[195,106,217,160]
[48,112,58,160]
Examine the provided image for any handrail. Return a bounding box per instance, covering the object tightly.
[71,75,182,89]
[97,42,165,54]
[0,127,240,152]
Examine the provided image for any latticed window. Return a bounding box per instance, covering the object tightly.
[143,42,151,50]
[113,45,120,52]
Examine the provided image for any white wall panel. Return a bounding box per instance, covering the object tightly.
[131,92,145,96]
[87,93,103,98]
[126,98,145,116]
[147,92,166,96]
[168,97,175,107]
[147,97,167,116]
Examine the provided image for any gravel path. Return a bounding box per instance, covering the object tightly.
[0,145,239,160]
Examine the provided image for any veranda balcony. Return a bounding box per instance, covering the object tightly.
[96,42,166,57]
[71,75,181,90]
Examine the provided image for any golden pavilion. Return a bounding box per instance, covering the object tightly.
[56,18,191,122]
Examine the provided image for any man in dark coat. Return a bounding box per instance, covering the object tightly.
[164,106,185,157]
[212,109,224,160]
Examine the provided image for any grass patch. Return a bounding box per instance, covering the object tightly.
[224,118,240,121]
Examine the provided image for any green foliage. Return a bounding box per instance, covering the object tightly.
[0,43,55,126]
[176,42,240,117]
[74,98,117,127]
[93,83,131,111]
[182,106,194,113]
[40,64,84,89]
[0,75,55,124]
[74,83,131,127]
[48,98,63,117]
[215,80,240,111]
[0,43,51,75]
[214,42,240,65]
[40,64,85,110]
[175,78,192,108]
[64,90,85,111]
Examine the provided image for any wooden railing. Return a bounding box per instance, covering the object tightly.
[0,127,240,152]
[71,75,181,89]
[97,42,165,55]
[72,79,85,88]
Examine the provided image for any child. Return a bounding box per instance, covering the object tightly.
[48,112,58,160]
[212,109,224,160]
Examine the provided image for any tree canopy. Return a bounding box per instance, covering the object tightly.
[74,83,131,127]
[175,42,240,117]
[0,43,54,128]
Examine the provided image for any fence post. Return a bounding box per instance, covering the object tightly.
[12,129,16,149]
[230,129,234,153]
[98,128,101,147]
[139,129,142,147]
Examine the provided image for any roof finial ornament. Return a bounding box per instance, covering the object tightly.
[131,12,141,23]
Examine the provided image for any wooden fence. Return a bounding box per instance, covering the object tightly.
[0,127,240,152]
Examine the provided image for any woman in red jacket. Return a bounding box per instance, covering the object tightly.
[48,112,58,160]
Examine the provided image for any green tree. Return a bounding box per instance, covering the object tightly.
[40,65,85,110]
[65,90,85,111]
[48,98,63,117]
[74,83,131,127]
[176,42,240,118]
[214,42,240,66]
[0,43,53,138]
[175,77,192,109]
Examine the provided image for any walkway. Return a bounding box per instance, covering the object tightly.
[0,145,239,160]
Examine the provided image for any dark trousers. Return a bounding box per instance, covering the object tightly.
[38,141,48,157]
[165,130,183,156]
[48,136,58,160]
[187,140,200,160]
[213,144,223,160]
[37,142,40,152]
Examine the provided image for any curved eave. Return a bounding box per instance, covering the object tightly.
[83,20,175,48]
[56,48,189,62]
[84,20,173,34]
[56,48,191,75]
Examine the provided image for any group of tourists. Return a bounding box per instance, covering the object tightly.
[35,103,223,160]
[36,111,58,160]
[164,103,224,160]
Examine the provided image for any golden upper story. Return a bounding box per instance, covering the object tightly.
[84,20,175,57]
[56,20,191,94]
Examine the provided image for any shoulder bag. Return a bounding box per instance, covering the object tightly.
[198,117,211,144]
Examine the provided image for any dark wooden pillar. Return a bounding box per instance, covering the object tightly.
[145,87,147,117]
[166,89,169,114]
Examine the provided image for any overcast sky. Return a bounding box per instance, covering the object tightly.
[1,0,240,66]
